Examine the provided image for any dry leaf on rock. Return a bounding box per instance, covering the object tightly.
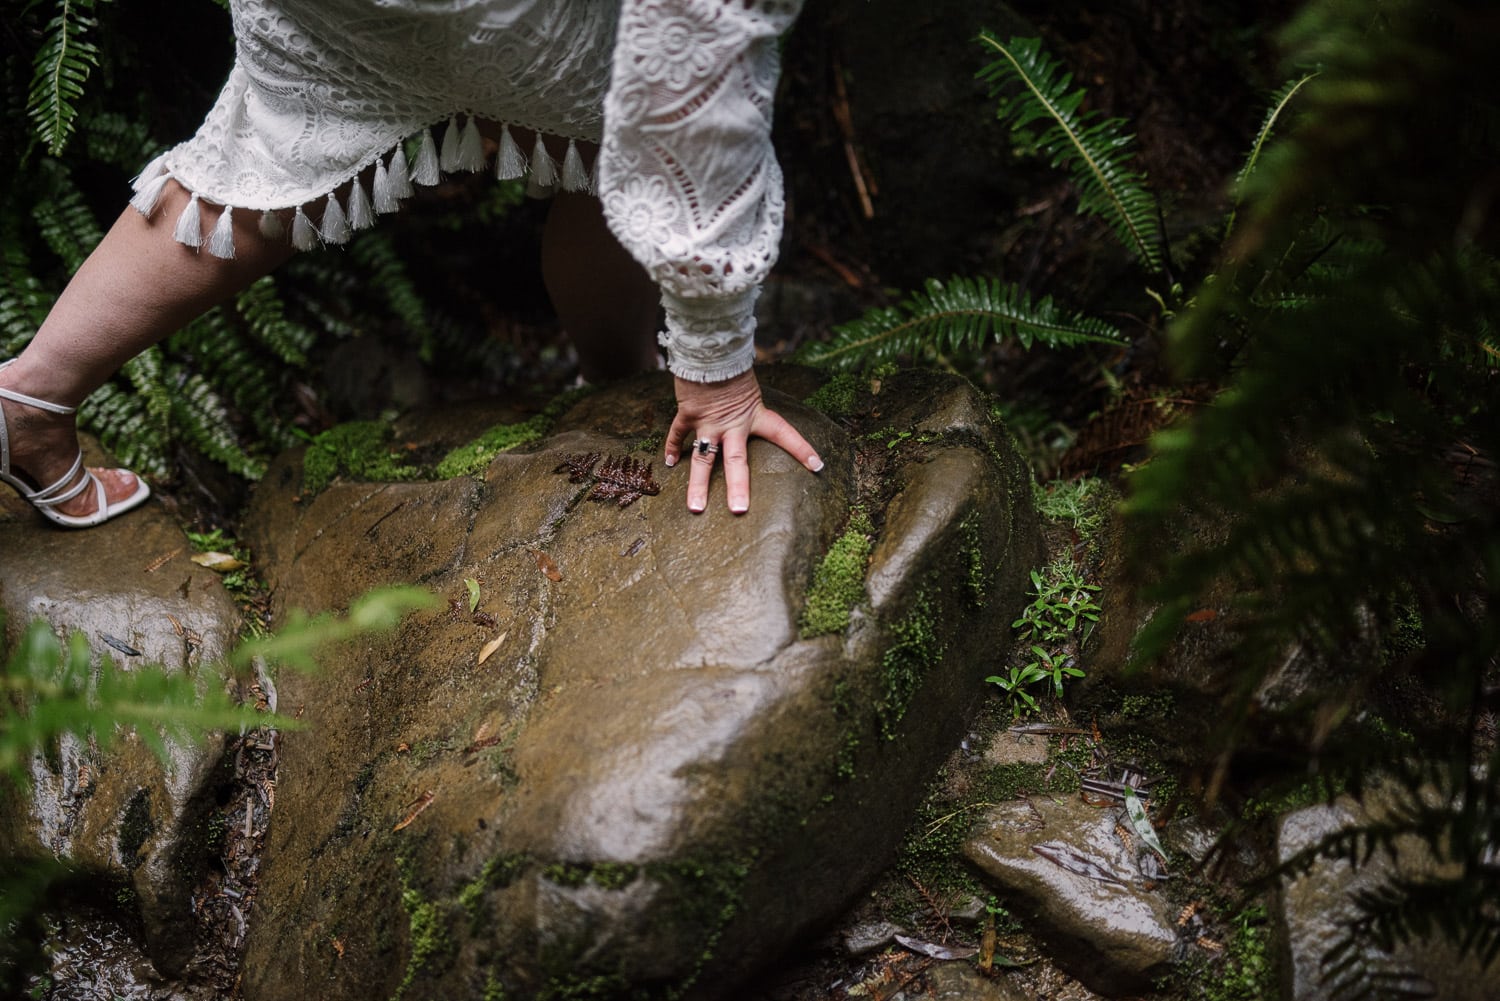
[478,631,508,665]
[191,551,247,572]
[533,551,562,581]
[393,790,436,832]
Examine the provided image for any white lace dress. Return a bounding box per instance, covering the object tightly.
[130,0,802,382]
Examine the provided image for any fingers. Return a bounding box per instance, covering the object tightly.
[752,408,824,473]
[721,433,750,513]
[686,437,717,513]
[664,411,692,468]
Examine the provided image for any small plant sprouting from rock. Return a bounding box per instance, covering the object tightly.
[987,556,1099,713]
[552,452,661,508]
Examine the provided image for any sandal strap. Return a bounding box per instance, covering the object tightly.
[0,365,77,416]
[28,452,91,507]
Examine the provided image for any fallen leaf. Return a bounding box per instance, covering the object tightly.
[533,551,562,581]
[893,934,977,960]
[1185,608,1218,622]
[477,631,508,666]
[393,790,436,832]
[100,634,141,658]
[191,551,246,572]
[465,577,481,613]
[166,613,184,637]
[397,742,410,753]
[331,936,345,959]
[1124,786,1169,865]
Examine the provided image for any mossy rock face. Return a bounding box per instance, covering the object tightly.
[238,366,1039,1000]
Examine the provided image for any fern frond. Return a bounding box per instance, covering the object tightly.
[26,0,102,156]
[0,241,52,356]
[1235,74,1318,194]
[77,380,171,478]
[1226,74,1317,240]
[30,160,104,271]
[170,309,299,451]
[349,229,433,355]
[796,275,1122,370]
[169,370,267,480]
[237,276,315,367]
[977,32,1164,273]
[83,111,158,172]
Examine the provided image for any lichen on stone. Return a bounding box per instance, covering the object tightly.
[798,508,875,638]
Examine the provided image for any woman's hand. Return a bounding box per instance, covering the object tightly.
[665,369,823,514]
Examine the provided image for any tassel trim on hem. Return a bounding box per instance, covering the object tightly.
[141,114,599,259]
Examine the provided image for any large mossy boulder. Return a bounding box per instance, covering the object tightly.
[237,367,1039,999]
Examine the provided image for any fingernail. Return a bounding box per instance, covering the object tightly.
[689,500,704,513]
[665,455,677,468]
[808,456,825,472]
[730,499,748,514]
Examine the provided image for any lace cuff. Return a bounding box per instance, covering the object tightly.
[658,287,759,383]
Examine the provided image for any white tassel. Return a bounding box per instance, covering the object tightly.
[439,116,462,172]
[529,134,558,187]
[495,125,526,180]
[457,116,485,172]
[412,128,441,186]
[347,180,375,230]
[291,206,319,251]
[207,205,236,259]
[389,146,414,198]
[129,171,172,217]
[173,193,203,248]
[259,210,285,239]
[372,158,397,212]
[561,140,590,193]
[320,194,351,244]
[131,152,168,193]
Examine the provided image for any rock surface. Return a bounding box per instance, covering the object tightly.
[1277,785,1497,1001]
[963,795,1180,996]
[0,474,246,975]
[235,367,1039,999]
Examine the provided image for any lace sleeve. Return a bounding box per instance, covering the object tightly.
[598,0,802,383]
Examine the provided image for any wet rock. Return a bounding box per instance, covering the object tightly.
[235,367,1040,1000]
[842,920,903,957]
[925,960,1032,1001]
[0,475,246,975]
[1277,785,1496,1001]
[963,796,1179,995]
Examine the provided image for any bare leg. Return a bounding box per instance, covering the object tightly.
[0,180,294,518]
[541,191,660,383]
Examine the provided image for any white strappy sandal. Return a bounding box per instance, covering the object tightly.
[0,359,151,528]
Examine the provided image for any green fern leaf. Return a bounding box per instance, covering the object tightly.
[30,160,104,271]
[0,241,53,355]
[1226,73,1318,238]
[977,32,1164,272]
[237,276,315,367]
[796,275,1122,370]
[26,0,103,156]
[169,370,267,480]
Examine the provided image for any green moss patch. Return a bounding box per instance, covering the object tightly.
[433,414,550,479]
[303,421,421,494]
[876,587,944,740]
[804,372,863,417]
[799,508,875,638]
